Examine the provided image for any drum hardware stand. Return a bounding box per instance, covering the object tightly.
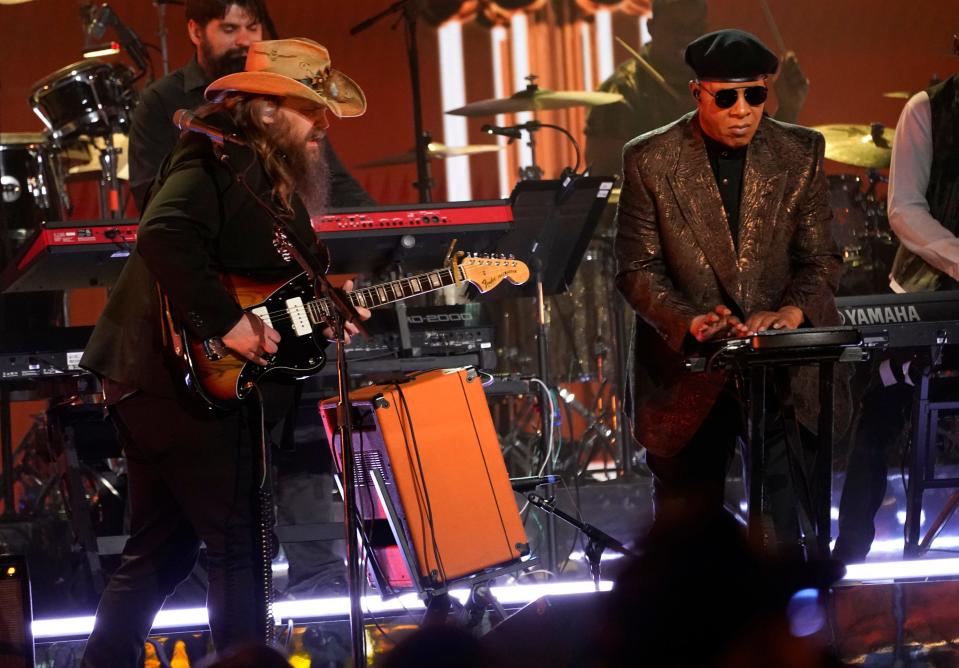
[97,134,124,219]
[524,491,635,588]
[153,0,175,76]
[351,1,433,203]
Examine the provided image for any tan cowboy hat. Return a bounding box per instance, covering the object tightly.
[205,38,367,118]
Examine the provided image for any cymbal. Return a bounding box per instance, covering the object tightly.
[446,83,623,117]
[813,123,895,169]
[882,91,913,100]
[0,132,48,145]
[355,142,505,168]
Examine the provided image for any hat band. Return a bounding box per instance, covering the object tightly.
[296,75,342,102]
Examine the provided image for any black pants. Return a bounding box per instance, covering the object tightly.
[81,392,268,668]
[833,376,912,563]
[645,387,806,557]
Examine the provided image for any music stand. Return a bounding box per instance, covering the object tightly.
[489,177,615,299]
[481,176,615,571]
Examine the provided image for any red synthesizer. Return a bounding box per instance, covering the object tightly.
[2,202,515,292]
[312,200,513,234]
[1,220,139,293]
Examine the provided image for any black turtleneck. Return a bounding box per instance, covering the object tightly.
[702,133,747,248]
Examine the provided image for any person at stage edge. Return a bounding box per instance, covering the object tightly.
[615,29,843,543]
[833,31,959,563]
[78,38,370,667]
[128,0,373,211]
[585,0,810,180]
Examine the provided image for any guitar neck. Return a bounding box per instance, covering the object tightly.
[306,267,460,323]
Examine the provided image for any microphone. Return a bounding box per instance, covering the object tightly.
[510,475,560,493]
[481,123,523,140]
[172,109,245,146]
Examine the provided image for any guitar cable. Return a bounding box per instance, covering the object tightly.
[394,384,448,586]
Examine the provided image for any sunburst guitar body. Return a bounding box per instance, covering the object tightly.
[179,254,530,407]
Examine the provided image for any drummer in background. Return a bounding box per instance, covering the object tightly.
[585,0,811,180]
[833,31,959,563]
[128,0,373,210]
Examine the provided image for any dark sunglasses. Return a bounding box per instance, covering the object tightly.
[697,85,768,109]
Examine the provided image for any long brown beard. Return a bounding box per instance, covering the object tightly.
[268,115,331,217]
[192,96,330,215]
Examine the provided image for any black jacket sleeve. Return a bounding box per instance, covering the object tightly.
[136,157,245,341]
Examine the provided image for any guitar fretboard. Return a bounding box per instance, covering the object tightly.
[305,267,461,323]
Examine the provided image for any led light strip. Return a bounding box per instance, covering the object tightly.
[491,26,511,198]
[594,9,614,83]
[840,557,959,583]
[438,20,472,202]
[31,580,614,640]
[509,12,533,169]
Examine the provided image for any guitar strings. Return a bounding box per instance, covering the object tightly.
[252,266,464,326]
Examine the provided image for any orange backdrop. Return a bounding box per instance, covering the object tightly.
[2,0,958,205]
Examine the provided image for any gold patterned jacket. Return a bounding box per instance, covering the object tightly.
[615,112,843,457]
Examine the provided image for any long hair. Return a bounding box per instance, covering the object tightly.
[194,94,301,213]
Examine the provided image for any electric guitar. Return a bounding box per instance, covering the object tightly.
[176,254,530,407]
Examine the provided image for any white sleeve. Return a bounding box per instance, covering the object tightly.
[888,91,959,281]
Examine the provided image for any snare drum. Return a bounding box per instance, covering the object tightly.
[29,59,135,142]
[0,133,65,264]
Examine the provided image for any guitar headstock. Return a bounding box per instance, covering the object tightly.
[455,253,531,293]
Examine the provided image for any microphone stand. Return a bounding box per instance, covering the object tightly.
[351,1,433,203]
[525,492,637,589]
[212,146,368,665]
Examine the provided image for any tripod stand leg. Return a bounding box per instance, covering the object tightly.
[918,489,959,556]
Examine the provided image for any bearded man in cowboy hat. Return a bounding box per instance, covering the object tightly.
[79,39,370,667]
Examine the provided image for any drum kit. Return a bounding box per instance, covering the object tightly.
[1,58,137,267]
[811,122,898,295]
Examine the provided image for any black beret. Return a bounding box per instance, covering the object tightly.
[684,29,779,82]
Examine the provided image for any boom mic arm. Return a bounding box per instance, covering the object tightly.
[83,3,152,81]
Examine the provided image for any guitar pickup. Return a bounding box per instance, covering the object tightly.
[285,297,313,336]
[251,305,273,329]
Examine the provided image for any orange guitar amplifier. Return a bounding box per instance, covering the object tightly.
[319,367,529,592]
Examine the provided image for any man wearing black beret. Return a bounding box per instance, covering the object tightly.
[585,0,810,181]
[615,29,843,552]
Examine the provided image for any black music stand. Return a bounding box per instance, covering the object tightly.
[490,177,615,299]
[481,176,615,571]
